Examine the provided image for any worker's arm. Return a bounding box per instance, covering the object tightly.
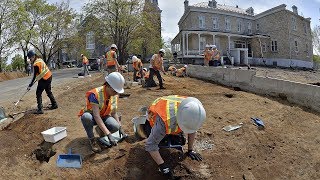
[145,116,166,165]
[28,66,39,88]
[114,52,120,70]
[92,104,111,135]
[150,55,156,68]
[187,133,202,161]
[111,111,121,126]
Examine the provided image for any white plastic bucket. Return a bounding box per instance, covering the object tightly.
[41,127,67,143]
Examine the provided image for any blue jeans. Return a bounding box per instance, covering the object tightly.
[80,112,120,139]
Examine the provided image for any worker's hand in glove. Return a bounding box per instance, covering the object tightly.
[159,163,174,179]
[27,86,31,91]
[119,126,128,139]
[187,150,202,161]
[107,134,117,146]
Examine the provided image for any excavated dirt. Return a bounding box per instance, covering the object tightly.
[0,72,27,82]
[1,72,320,179]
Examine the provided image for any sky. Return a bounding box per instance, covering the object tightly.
[47,0,320,42]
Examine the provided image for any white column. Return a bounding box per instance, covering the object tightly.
[212,34,215,45]
[228,35,231,53]
[244,50,248,65]
[182,32,185,56]
[198,33,201,55]
[186,33,189,56]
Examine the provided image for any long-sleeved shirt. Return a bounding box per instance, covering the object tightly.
[145,115,166,152]
[29,66,39,87]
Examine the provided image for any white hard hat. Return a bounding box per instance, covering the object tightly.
[205,44,210,48]
[111,44,117,49]
[132,56,138,62]
[177,97,206,134]
[143,68,147,71]
[159,49,165,53]
[184,65,188,68]
[105,72,125,93]
[211,45,217,48]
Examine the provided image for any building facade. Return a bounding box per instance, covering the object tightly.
[171,1,313,68]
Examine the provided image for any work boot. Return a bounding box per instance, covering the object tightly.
[158,86,166,90]
[48,103,58,110]
[34,109,44,114]
[89,138,101,153]
[35,96,44,114]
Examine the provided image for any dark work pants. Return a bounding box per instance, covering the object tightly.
[133,68,143,82]
[147,68,163,87]
[36,76,57,110]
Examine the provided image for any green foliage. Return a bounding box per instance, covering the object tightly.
[11,54,25,70]
[313,55,320,63]
[5,64,12,72]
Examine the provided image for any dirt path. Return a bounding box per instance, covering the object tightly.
[0,73,320,179]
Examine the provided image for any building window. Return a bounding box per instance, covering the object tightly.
[256,23,260,30]
[225,17,231,31]
[303,22,307,34]
[200,37,206,50]
[86,31,95,50]
[292,17,297,31]
[247,22,252,34]
[262,43,267,52]
[294,40,298,52]
[213,17,219,29]
[237,19,242,32]
[199,16,205,28]
[271,40,278,52]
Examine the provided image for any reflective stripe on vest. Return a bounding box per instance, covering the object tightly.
[152,54,162,70]
[78,86,118,117]
[133,59,143,70]
[83,56,89,65]
[34,58,52,81]
[148,95,187,134]
[106,51,116,66]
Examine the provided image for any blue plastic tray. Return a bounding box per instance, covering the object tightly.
[56,148,82,168]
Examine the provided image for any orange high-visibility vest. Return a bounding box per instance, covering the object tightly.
[148,95,187,135]
[212,50,220,60]
[106,50,117,66]
[33,58,52,81]
[204,50,213,61]
[78,86,118,117]
[151,54,163,70]
[82,56,89,65]
[133,59,143,71]
[176,67,186,77]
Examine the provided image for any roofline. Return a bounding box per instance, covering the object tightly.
[254,4,287,19]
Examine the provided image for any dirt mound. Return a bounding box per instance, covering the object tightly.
[0,71,27,82]
[0,73,320,179]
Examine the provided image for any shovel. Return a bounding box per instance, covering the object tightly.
[56,148,82,168]
[14,89,30,106]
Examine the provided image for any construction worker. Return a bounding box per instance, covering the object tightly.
[79,72,128,153]
[211,45,221,66]
[145,95,206,178]
[105,44,120,74]
[81,54,90,76]
[175,65,187,77]
[132,56,143,82]
[27,50,58,114]
[203,44,212,66]
[147,49,166,89]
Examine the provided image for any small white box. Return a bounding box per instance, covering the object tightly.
[41,127,67,143]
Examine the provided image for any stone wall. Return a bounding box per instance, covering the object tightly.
[187,65,320,112]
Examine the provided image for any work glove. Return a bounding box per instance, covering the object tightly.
[119,126,128,139]
[107,133,117,146]
[159,163,174,179]
[187,150,202,161]
[27,86,31,91]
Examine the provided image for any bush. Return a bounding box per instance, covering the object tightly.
[313,55,320,63]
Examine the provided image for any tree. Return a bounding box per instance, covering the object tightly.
[0,0,21,72]
[29,1,74,63]
[85,0,142,64]
[312,25,320,56]
[11,54,25,71]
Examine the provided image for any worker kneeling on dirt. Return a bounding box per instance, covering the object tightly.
[145,95,206,177]
[78,72,128,153]
[132,56,143,82]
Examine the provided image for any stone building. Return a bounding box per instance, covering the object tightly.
[171,0,313,68]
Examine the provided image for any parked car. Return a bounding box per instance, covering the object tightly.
[62,60,76,68]
[88,58,100,71]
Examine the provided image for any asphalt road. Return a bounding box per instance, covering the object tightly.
[0,68,91,105]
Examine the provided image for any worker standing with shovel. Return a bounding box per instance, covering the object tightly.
[27,50,58,114]
[146,49,166,89]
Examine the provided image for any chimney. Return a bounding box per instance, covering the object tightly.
[292,5,298,14]
[236,5,238,8]
[246,7,254,15]
[212,0,217,8]
[184,0,189,11]
[208,1,213,8]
